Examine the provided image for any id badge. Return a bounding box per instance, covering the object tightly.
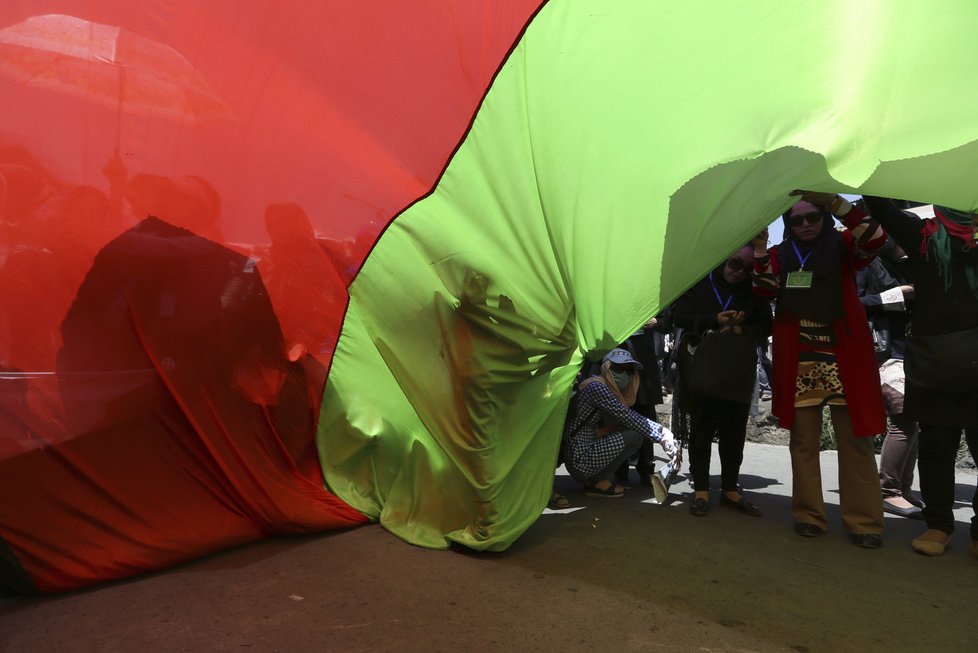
[785,270,813,289]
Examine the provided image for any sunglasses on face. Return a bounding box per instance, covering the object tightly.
[787,213,823,228]
[725,257,749,272]
[609,363,633,373]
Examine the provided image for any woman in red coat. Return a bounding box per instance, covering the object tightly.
[753,191,887,548]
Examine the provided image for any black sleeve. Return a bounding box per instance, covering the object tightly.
[862,196,924,256]
[857,260,899,314]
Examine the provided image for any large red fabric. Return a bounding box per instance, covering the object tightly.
[0,1,543,591]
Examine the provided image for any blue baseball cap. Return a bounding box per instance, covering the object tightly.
[601,348,643,370]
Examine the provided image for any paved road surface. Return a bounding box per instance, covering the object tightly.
[2,442,976,652]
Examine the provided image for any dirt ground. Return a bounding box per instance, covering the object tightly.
[2,439,976,652]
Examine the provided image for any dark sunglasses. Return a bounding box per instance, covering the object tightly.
[787,213,823,228]
[725,257,749,272]
[609,363,633,373]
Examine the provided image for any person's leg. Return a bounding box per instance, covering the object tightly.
[757,349,772,398]
[635,438,655,481]
[687,398,717,495]
[592,430,644,487]
[879,414,922,513]
[879,416,908,499]
[900,418,922,506]
[717,398,760,516]
[614,460,631,487]
[831,406,883,535]
[916,422,962,536]
[965,428,978,546]
[789,406,827,530]
[717,399,750,493]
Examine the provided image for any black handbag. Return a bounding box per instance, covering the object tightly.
[679,330,758,404]
[904,326,978,391]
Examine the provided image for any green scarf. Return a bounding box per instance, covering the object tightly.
[927,206,978,300]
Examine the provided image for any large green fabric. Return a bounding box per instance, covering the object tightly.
[318,0,978,550]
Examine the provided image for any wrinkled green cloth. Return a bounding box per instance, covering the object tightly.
[318,0,978,550]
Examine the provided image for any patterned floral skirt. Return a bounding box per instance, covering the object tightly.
[794,319,845,408]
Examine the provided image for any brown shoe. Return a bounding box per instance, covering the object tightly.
[969,539,978,561]
[794,522,825,538]
[911,529,951,556]
[854,534,882,549]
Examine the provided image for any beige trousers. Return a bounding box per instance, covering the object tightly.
[789,405,884,534]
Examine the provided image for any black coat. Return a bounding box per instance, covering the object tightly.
[863,197,978,427]
[856,255,913,362]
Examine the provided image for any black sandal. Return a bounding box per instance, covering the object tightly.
[689,497,710,516]
[548,491,571,509]
[584,481,624,498]
[721,494,761,517]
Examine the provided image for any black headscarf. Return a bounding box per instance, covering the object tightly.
[775,205,844,322]
[682,264,755,316]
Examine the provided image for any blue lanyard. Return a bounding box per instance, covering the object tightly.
[790,241,814,270]
[709,272,732,311]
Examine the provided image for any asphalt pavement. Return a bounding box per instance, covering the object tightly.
[2,441,976,652]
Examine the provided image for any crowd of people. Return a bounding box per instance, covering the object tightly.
[558,190,978,560]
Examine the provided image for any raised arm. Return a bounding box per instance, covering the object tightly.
[751,228,779,298]
[791,191,886,266]
[862,196,925,256]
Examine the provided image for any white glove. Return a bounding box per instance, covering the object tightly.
[658,426,678,457]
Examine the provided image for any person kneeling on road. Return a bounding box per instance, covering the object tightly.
[563,348,677,497]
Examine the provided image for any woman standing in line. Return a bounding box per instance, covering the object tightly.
[856,237,922,519]
[861,197,978,558]
[753,191,887,548]
[672,243,772,517]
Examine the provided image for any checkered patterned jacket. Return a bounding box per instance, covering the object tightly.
[563,378,663,481]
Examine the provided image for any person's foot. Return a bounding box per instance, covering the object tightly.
[548,491,570,510]
[720,491,762,517]
[853,533,882,549]
[904,493,925,509]
[584,479,625,498]
[793,522,825,538]
[911,529,951,556]
[883,496,923,519]
[689,494,710,516]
